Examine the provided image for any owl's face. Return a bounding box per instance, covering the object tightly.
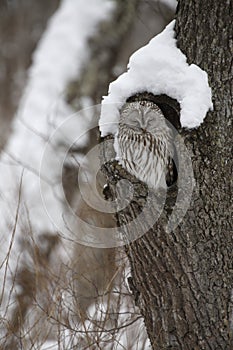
[119,102,166,135]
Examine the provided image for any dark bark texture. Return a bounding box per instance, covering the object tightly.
[101,1,233,349]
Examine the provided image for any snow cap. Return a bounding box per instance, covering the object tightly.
[99,20,213,137]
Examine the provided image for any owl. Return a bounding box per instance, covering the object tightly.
[117,100,174,189]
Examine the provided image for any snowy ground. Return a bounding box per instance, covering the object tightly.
[0,0,152,348]
[0,0,113,341]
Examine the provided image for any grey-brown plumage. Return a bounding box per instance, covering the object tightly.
[117,101,174,189]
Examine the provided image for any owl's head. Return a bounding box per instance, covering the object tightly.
[119,101,167,135]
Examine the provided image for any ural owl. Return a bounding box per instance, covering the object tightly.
[117,101,174,189]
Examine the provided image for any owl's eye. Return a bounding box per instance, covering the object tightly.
[145,111,164,130]
[128,119,140,128]
[127,111,141,129]
[145,111,156,122]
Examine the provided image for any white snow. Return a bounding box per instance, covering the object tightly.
[0,0,113,335]
[99,19,213,140]
[0,0,113,248]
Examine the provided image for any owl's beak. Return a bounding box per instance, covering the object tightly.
[141,128,146,133]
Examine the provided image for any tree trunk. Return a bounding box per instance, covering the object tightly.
[101,1,233,349]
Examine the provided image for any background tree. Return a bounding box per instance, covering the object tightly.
[102,0,233,349]
[0,0,59,149]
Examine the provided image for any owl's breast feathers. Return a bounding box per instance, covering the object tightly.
[117,102,173,189]
[117,122,174,189]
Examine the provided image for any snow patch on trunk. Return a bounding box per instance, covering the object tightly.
[99,19,213,139]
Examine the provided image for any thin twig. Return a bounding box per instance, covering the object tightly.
[0,169,24,306]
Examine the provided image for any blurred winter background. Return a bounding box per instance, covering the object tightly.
[0,1,176,349]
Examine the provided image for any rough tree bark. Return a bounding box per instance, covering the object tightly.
[101,1,233,349]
